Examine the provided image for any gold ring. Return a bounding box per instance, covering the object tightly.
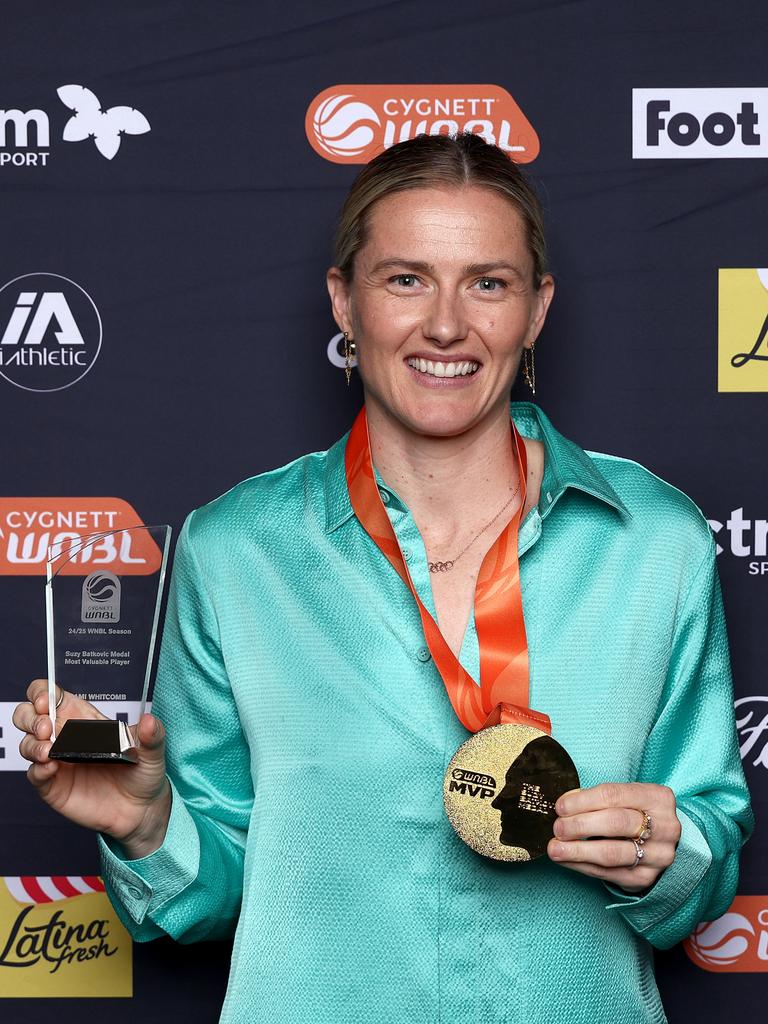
[633,810,653,843]
[55,688,65,710]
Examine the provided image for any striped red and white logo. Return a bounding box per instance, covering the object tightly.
[4,875,105,904]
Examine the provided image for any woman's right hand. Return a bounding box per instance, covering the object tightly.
[12,679,172,859]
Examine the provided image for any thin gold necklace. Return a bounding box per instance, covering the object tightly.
[428,474,522,573]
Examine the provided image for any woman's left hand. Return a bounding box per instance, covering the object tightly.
[547,782,681,893]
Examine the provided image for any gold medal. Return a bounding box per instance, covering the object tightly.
[443,723,580,861]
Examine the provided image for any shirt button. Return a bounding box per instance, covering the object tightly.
[546,491,553,504]
[379,489,390,504]
[127,885,144,900]
[417,647,431,662]
[403,548,412,562]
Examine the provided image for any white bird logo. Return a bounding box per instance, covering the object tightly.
[57,84,151,160]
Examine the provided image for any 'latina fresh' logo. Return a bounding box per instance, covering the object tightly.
[306,85,539,164]
[718,269,768,392]
[0,876,132,996]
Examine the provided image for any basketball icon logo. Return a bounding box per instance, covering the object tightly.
[311,94,381,158]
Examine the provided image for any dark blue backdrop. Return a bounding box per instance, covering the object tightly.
[1,1,766,1019]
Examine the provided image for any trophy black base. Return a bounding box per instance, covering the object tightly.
[49,719,139,764]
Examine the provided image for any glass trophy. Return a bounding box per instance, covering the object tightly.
[45,525,172,763]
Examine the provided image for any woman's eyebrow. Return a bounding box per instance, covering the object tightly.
[370,258,526,279]
[463,261,526,281]
[370,258,434,274]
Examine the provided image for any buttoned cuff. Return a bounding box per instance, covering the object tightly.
[602,808,712,933]
[98,779,200,925]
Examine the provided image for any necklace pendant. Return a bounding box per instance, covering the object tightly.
[429,560,454,574]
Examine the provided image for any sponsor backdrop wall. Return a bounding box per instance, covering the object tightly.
[1,1,766,1019]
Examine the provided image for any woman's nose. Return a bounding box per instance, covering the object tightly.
[421,290,468,346]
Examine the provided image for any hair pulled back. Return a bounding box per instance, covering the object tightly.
[334,132,549,287]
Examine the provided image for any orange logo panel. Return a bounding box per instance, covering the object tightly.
[684,896,768,972]
[306,85,539,164]
[0,498,161,575]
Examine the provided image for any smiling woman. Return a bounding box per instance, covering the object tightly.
[327,186,552,436]
[14,132,753,1024]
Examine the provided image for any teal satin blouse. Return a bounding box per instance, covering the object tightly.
[99,401,753,1024]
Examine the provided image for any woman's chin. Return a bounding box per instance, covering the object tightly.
[403,408,485,438]
[398,395,501,438]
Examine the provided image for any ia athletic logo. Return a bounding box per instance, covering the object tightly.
[0,273,102,392]
[632,88,767,158]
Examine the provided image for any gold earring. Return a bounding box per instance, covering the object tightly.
[343,331,356,386]
[523,342,536,395]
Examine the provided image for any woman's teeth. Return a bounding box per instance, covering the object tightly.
[406,358,479,378]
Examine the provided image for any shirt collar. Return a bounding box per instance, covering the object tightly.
[510,401,631,521]
[323,401,631,534]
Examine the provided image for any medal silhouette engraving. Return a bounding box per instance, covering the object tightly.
[444,725,579,861]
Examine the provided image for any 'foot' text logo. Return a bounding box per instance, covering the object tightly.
[633,89,767,158]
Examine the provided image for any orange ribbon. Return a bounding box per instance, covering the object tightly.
[344,407,551,736]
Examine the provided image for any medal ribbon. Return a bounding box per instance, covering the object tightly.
[344,407,551,736]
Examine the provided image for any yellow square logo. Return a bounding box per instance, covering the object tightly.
[718,269,768,392]
[0,876,132,998]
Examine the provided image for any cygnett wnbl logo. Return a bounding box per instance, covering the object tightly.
[633,89,768,158]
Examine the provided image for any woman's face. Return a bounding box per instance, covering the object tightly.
[327,185,554,439]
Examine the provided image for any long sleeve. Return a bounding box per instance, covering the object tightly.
[603,532,754,948]
[98,509,254,943]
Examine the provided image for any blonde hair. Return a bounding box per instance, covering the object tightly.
[334,132,549,287]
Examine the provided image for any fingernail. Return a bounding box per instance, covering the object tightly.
[550,842,567,859]
[552,820,563,838]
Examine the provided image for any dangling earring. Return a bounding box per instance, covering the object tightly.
[344,331,356,386]
[523,341,536,395]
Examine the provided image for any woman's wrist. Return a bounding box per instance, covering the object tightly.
[116,779,173,860]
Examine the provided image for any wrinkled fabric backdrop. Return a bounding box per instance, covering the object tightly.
[0,1,766,1019]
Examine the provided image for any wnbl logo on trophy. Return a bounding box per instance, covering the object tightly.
[81,571,121,623]
[0,273,102,392]
[718,269,768,392]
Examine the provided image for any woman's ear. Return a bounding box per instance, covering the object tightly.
[529,273,555,343]
[326,266,353,336]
